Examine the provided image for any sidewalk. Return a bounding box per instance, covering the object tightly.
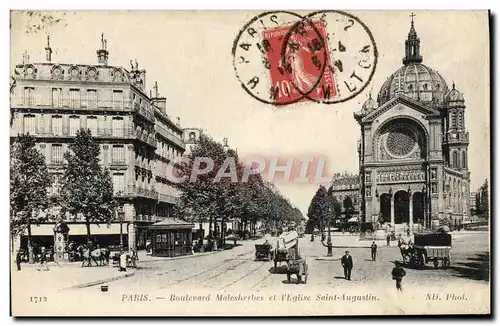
[326,235,401,248]
[12,262,135,291]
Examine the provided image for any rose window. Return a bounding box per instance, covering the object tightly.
[385,125,417,158]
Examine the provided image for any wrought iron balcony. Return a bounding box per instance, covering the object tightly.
[10,97,134,112]
[155,123,186,149]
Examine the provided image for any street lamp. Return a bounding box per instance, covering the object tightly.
[117,206,125,254]
[321,208,333,257]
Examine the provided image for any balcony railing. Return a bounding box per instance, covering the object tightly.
[135,129,157,147]
[135,159,154,171]
[155,124,186,149]
[11,128,158,149]
[158,193,180,204]
[114,185,157,199]
[133,102,154,121]
[11,97,135,112]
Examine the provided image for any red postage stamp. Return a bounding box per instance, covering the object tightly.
[262,20,336,105]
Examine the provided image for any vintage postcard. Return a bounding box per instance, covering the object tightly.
[9,10,491,316]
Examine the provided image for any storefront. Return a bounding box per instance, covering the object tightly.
[150,218,194,257]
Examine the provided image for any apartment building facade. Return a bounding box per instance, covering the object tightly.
[10,36,185,250]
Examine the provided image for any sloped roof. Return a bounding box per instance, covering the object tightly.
[150,218,194,230]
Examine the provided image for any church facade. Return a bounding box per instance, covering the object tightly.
[354,18,470,230]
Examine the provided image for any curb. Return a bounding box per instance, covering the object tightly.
[315,257,341,261]
[67,271,136,290]
[137,250,219,264]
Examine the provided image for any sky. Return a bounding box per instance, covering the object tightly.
[9,10,490,215]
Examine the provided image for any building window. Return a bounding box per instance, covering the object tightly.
[113,90,123,110]
[69,116,80,135]
[457,112,463,129]
[113,173,125,194]
[450,112,456,129]
[461,151,467,169]
[23,114,36,134]
[23,87,35,106]
[365,173,371,183]
[112,145,125,164]
[86,116,98,136]
[87,90,98,108]
[69,89,80,108]
[112,117,124,137]
[51,144,63,164]
[51,88,62,107]
[452,151,458,169]
[51,115,62,135]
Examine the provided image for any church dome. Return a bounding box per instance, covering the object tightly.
[378,64,449,106]
[377,17,449,106]
[445,83,464,104]
[362,95,377,113]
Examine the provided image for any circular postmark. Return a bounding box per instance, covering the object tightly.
[299,10,378,104]
[232,11,327,105]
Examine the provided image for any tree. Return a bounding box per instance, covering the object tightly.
[58,129,115,240]
[477,179,489,219]
[10,134,52,262]
[307,185,331,233]
[343,196,355,220]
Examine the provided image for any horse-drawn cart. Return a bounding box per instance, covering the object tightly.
[255,243,274,261]
[286,255,308,284]
[401,233,451,269]
[273,231,299,271]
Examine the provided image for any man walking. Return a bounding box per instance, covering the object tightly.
[386,234,391,246]
[391,262,406,291]
[370,241,378,261]
[15,249,23,271]
[341,251,353,281]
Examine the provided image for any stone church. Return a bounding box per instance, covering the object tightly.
[354,18,470,231]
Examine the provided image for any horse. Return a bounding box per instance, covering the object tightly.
[81,247,110,267]
[398,239,413,264]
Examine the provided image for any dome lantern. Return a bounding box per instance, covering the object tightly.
[377,13,449,106]
[403,13,423,65]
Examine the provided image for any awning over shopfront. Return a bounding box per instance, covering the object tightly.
[150,218,195,230]
[22,223,128,236]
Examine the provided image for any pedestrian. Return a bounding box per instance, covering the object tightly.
[386,234,391,246]
[37,247,49,271]
[119,252,127,272]
[16,249,22,271]
[391,262,406,291]
[341,250,353,281]
[407,228,411,237]
[370,241,377,261]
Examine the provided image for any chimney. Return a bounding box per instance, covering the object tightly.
[45,35,52,62]
[151,81,167,113]
[96,33,109,65]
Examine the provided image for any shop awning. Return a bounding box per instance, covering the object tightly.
[149,218,195,230]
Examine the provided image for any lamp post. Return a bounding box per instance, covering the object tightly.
[117,206,125,254]
[321,207,333,257]
[326,219,333,257]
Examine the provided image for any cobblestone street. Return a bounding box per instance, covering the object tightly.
[12,231,489,316]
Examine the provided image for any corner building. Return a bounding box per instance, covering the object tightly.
[354,20,470,231]
[10,36,185,250]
